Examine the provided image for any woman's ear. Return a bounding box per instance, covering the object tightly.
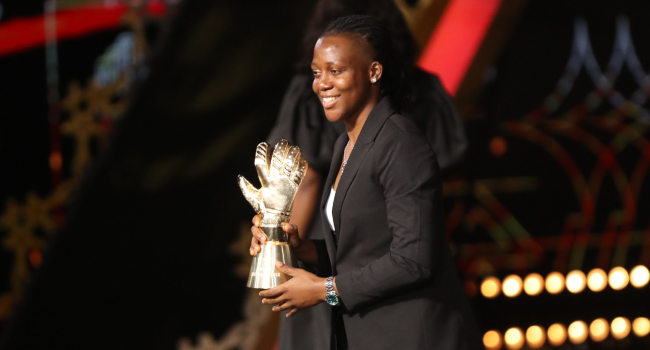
[369,61,383,84]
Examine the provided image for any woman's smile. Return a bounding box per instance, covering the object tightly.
[320,95,340,108]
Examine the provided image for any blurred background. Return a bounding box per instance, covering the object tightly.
[1,0,649,349]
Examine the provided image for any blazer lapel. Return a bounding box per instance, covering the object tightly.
[320,134,347,274]
[331,97,396,237]
[321,135,346,210]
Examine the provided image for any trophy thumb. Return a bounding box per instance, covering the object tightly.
[238,175,262,213]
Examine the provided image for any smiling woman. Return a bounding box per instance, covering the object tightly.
[250,15,483,350]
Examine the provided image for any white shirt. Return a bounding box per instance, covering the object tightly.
[325,187,336,231]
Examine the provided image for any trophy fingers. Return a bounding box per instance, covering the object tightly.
[238,175,263,213]
[254,142,270,186]
[283,146,301,178]
[270,140,289,176]
[291,157,308,186]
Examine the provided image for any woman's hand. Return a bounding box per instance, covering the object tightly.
[249,214,301,254]
[260,261,327,317]
[249,214,318,264]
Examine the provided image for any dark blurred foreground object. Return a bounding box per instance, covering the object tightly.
[0,0,313,349]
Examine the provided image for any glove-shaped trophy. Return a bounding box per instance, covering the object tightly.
[238,140,308,289]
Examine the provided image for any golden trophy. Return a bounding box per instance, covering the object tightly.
[238,140,308,289]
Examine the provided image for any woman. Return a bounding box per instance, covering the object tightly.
[268,4,468,347]
[252,16,483,350]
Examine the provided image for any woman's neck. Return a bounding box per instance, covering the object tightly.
[344,93,381,145]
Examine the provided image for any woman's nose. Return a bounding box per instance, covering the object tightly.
[319,74,333,90]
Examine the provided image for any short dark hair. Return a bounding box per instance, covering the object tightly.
[321,15,409,109]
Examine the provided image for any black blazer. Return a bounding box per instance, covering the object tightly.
[312,97,484,350]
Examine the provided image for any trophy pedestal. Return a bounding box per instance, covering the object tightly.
[247,240,298,289]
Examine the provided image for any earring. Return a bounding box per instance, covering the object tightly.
[371,78,377,83]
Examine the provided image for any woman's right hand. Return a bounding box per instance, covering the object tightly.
[250,215,317,264]
[249,214,302,256]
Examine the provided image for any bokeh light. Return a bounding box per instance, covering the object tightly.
[568,321,588,344]
[481,277,501,298]
[502,275,523,298]
[611,317,631,339]
[587,268,607,292]
[490,136,507,157]
[525,325,545,348]
[632,317,650,337]
[547,323,567,346]
[523,273,544,296]
[483,330,502,350]
[49,151,63,172]
[566,270,586,293]
[609,267,629,290]
[589,318,609,342]
[28,248,42,267]
[545,272,565,294]
[630,265,649,288]
[504,327,524,349]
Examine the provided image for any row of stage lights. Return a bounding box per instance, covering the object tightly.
[480,265,649,298]
[484,317,650,349]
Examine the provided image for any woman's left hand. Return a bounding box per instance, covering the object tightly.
[260,261,326,317]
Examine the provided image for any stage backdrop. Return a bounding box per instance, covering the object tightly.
[444,1,650,349]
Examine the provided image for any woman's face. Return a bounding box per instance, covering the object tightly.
[311,35,381,123]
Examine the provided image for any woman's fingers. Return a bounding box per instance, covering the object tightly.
[251,213,266,238]
[282,223,299,240]
[250,236,261,255]
[282,223,297,234]
[282,223,302,249]
[252,214,262,227]
[285,308,298,317]
[259,285,285,298]
[249,219,268,255]
[262,296,287,305]
[250,225,267,243]
[272,303,292,312]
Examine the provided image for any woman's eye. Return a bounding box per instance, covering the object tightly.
[312,71,320,76]
[331,69,339,74]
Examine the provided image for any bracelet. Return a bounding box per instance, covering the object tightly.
[325,276,339,306]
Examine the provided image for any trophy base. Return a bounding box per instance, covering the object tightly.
[247,241,298,289]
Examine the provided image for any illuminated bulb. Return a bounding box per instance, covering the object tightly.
[587,268,607,292]
[589,318,609,342]
[504,327,524,350]
[611,317,631,339]
[547,323,567,346]
[523,273,544,296]
[525,325,545,348]
[632,317,650,337]
[502,275,523,297]
[481,277,501,298]
[545,272,565,294]
[609,267,629,290]
[483,330,502,350]
[568,321,588,344]
[630,265,649,288]
[566,270,587,293]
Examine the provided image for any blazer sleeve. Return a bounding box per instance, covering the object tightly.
[334,127,443,311]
